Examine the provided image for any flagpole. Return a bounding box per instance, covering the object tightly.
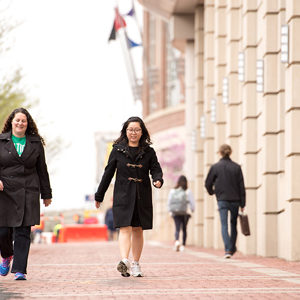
[117,28,141,102]
[110,2,142,102]
[132,0,143,39]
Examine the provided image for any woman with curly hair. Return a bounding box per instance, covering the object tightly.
[0,108,52,280]
[95,116,163,277]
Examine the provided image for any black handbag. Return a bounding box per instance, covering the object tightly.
[239,213,250,236]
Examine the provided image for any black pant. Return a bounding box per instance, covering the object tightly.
[0,226,31,274]
[173,215,190,246]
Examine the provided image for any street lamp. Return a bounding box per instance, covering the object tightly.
[256,59,264,93]
[222,77,229,104]
[281,24,289,64]
[238,52,245,82]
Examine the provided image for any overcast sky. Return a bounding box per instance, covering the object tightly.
[0,0,143,211]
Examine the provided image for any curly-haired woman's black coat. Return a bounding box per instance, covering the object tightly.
[0,131,52,227]
[95,143,163,230]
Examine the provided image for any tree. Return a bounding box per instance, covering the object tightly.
[0,70,28,128]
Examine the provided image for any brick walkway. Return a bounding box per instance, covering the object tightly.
[1,241,300,299]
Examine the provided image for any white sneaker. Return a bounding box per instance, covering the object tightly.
[131,261,143,277]
[224,253,232,259]
[117,258,130,277]
[174,240,180,252]
[179,245,185,252]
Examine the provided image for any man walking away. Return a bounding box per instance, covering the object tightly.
[205,144,246,259]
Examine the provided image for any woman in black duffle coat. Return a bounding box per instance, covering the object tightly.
[95,116,163,278]
[0,108,52,280]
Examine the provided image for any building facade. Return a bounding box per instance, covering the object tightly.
[138,0,300,261]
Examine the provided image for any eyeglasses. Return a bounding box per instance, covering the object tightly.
[127,128,142,133]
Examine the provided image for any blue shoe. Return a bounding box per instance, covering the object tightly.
[0,256,13,276]
[15,272,26,280]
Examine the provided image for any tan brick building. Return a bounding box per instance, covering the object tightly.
[138,0,300,261]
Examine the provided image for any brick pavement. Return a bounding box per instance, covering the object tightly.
[1,241,300,299]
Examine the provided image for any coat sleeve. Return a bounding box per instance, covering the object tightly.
[205,165,215,195]
[149,148,164,187]
[238,166,246,208]
[95,148,117,202]
[36,142,52,199]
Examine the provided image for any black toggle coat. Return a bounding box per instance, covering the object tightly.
[95,143,163,230]
[0,131,52,227]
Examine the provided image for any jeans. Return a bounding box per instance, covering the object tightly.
[217,201,240,253]
[173,215,190,246]
[0,226,31,274]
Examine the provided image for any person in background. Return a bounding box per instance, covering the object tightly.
[0,108,52,280]
[53,223,62,243]
[73,214,83,224]
[105,197,118,241]
[31,213,45,244]
[205,144,246,259]
[95,116,163,277]
[168,175,195,252]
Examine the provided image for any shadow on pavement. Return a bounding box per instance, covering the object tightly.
[0,283,23,299]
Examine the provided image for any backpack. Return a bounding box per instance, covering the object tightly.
[169,188,188,215]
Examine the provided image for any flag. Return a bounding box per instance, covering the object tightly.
[125,6,135,17]
[122,0,135,17]
[114,7,126,31]
[108,23,116,41]
[108,7,126,42]
[126,36,142,48]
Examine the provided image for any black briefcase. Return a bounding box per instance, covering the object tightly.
[239,213,250,236]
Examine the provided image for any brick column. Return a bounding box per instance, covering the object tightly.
[240,0,258,255]
[203,0,215,248]
[284,0,300,260]
[256,0,280,257]
[213,0,227,250]
[194,4,205,246]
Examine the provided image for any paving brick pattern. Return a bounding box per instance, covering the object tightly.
[1,241,300,299]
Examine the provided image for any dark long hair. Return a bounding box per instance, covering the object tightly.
[175,175,188,190]
[114,116,152,150]
[2,108,45,145]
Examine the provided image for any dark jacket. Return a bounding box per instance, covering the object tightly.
[95,143,163,230]
[0,131,52,227]
[205,157,245,208]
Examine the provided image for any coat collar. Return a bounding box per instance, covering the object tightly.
[0,131,40,142]
[21,134,41,161]
[220,156,231,161]
[114,142,150,161]
[1,131,41,161]
[0,132,11,140]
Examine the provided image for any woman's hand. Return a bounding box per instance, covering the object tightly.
[43,199,52,207]
[153,181,161,188]
[0,180,3,191]
[95,201,101,209]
